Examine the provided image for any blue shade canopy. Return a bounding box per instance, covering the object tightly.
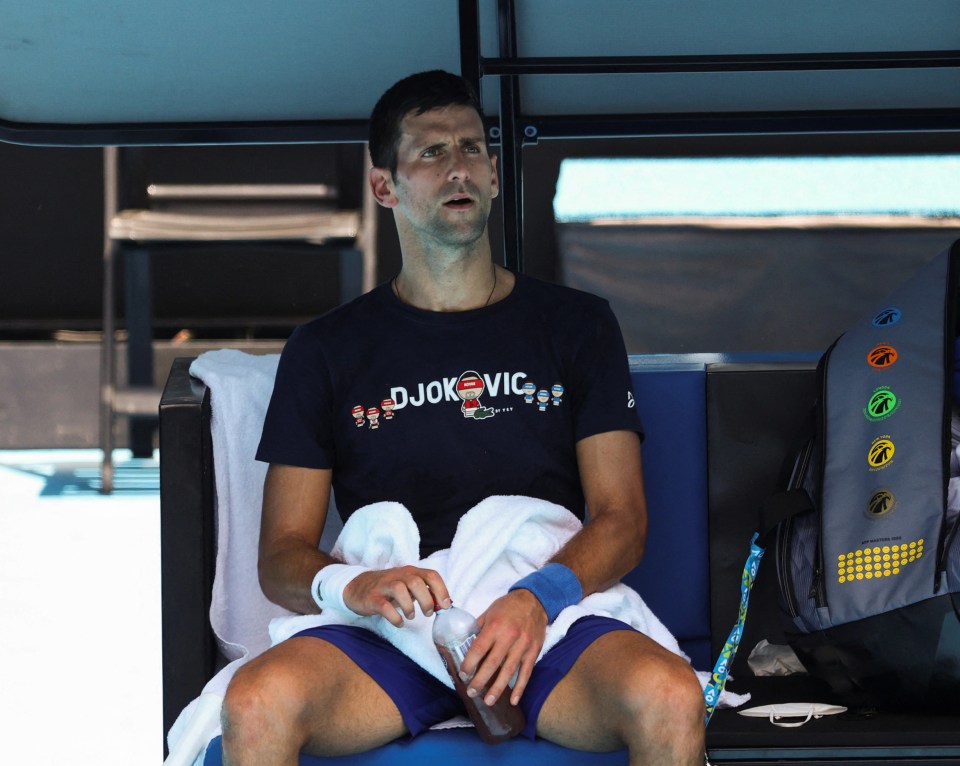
[0,1,465,125]
[555,156,960,221]
[2,0,960,144]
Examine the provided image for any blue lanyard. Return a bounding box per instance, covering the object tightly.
[703,532,765,725]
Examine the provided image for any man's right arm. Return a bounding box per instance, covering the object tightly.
[258,463,336,615]
[258,463,452,622]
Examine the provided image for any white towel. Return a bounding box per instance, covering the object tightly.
[165,349,345,765]
[269,496,685,688]
[192,349,290,664]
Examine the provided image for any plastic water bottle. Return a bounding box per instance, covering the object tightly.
[432,604,526,744]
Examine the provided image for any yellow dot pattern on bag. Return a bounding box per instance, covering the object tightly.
[836,540,924,583]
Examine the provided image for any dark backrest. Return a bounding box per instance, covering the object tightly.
[704,361,819,668]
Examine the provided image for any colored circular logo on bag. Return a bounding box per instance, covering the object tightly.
[868,344,898,369]
[868,437,895,469]
[866,489,896,518]
[864,387,900,421]
[871,307,902,327]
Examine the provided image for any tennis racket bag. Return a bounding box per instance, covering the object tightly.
[768,241,960,710]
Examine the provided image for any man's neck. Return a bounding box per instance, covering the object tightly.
[393,246,506,312]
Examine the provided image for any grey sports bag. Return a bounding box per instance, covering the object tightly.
[768,242,960,710]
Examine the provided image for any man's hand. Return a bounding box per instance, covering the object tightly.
[459,588,548,707]
[342,566,451,627]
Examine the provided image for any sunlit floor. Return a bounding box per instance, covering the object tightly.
[0,449,163,765]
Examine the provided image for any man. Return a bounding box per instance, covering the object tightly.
[221,70,705,765]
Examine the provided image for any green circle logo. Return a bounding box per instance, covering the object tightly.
[864,387,900,421]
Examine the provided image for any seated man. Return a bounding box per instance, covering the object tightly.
[221,70,705,766]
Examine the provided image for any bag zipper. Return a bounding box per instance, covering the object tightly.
[935,243,960,593]
[776,517,800,619]
[775,428,816,621]
[811,343,836,610]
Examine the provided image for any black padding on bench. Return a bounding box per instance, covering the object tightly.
[159,357,217,756]
[704,362,960,761]
[706,363,819,667]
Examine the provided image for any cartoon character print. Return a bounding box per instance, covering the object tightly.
[522,381,537,403]
[550,383,564,406]
[352,405,365,428]
[523,381,566,413]
[351,398,395,431]
[456,371,495,419]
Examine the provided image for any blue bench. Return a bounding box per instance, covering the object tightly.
[162,353,711,765]
[160,353,960,764]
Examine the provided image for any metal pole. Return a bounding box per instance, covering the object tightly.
[458,0,482,99]
[100,147,118,493]
[496,0,523,272]
[481,49,960,76]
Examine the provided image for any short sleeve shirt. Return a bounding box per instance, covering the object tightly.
[256,273,642,556]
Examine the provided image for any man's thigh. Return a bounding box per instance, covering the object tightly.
[535,629,701,751]
[228,634,409,757]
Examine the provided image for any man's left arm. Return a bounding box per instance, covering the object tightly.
[460,429,647,706]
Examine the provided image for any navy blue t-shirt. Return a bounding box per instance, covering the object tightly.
[256,273,643,556]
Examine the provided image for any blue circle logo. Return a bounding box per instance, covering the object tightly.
[872,307,901,328]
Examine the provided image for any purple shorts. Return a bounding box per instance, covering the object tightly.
[292,615,635,740]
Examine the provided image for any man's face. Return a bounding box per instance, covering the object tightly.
[383,104,499,249]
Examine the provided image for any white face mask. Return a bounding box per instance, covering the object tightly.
[738,702,848,728]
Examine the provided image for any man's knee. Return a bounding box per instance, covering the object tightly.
[222,657,307,749]
[618,652,705,730]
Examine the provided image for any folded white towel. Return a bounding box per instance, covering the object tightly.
[190,349,292,664]
[184,349,346,672]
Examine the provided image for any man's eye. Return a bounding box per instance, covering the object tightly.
[422,147,441,158]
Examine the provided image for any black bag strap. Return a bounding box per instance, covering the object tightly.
[758,406,818,543]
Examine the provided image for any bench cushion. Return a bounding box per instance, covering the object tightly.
[624,362,711,670]
[203,730,628,764]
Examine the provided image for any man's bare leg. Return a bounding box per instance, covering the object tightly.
[221,636,408,766]
[536,630,705,766]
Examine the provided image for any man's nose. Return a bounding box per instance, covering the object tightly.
[447,149,470,180]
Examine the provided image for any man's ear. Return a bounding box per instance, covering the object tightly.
[490,154,500,201]
[370,166,398,208]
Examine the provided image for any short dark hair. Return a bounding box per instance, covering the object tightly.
[369,70,484,176]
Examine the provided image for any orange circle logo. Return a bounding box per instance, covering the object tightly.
[868,344,898,369]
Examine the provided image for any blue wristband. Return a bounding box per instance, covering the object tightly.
[509,563,583,623]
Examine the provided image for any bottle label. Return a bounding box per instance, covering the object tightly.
[449,633,476,666]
